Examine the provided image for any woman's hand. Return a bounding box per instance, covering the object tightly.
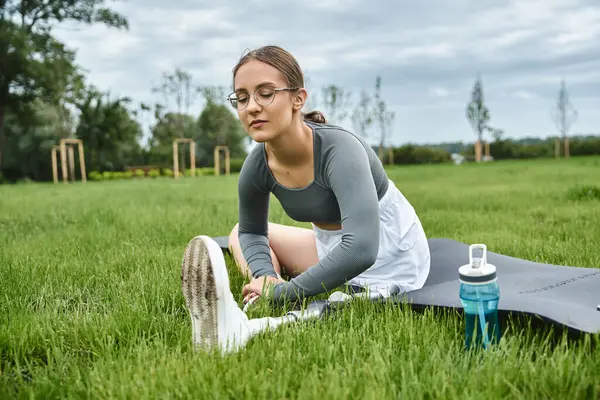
[242,275,285,303]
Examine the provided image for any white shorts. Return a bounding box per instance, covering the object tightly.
[312,179,431,297]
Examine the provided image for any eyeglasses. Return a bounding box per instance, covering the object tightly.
[227,87,298,111]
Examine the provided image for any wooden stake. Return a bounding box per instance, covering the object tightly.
[78,141,87,183]
[173,138,195,179]
[474,140,482,162]
[68,145,75,181]
[60,140,68,183]
[173,141,179,178]
[190,141,196,177]
[214,146,230,176]
[53,139,86,183]
[51,146,59,184]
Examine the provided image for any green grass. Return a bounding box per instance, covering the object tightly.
[1,156,600,399]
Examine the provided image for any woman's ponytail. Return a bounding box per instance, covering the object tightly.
[302,110,327,124]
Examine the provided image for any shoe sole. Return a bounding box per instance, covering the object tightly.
[181,236,218,350]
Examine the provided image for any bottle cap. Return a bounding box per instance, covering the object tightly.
[458,244,497,284]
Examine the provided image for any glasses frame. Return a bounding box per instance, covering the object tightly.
[227,87,299,111]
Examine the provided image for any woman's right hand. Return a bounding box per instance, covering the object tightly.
[241,275,285,304]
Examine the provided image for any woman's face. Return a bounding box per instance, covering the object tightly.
[232,60,304,143]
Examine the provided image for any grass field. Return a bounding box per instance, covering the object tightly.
[1,156,600,399]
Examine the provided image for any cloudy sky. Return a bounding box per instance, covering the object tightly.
[53,0,600,147]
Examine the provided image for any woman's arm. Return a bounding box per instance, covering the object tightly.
[269,134,381,302]
[237,160,279,279]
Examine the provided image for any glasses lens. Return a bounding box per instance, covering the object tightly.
[229,88,277,110]
[255,88,275,107]
[228,93,244,110]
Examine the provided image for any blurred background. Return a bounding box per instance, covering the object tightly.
[1,0,598,183]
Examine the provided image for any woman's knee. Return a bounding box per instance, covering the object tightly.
[227,222,283,277]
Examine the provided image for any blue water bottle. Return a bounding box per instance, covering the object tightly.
[458,244,501,350]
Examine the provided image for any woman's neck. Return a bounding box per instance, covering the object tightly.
[265,119,313,167]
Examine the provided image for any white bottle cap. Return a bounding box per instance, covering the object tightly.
[458,244,497,285]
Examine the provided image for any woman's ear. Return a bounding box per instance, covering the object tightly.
[292,88,308,111]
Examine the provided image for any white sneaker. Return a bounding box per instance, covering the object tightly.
[181,235,294,354]
[181,235,254,354]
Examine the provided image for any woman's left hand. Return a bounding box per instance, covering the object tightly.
[242,276,285,301]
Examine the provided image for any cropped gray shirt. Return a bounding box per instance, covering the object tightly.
[237,120,389,302]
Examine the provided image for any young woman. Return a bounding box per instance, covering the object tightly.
[181,45,431,354]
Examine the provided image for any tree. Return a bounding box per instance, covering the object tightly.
[198,85,226,106]
[196,101,246,166]
[151,67,199,117]
[151,67,200,170]
[150,112,196,148]
[372,76,395,162]
[2,99,67,181]
[0,0,129,170]
[351,89,374,138]
[148,110,196,169]
[74,87,144,172]
[551,78,578,158]
[466,75,491,162]
[490,127,504,142]
[321,84,352,125]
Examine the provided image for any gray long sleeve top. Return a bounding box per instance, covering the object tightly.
[237,120,390,302]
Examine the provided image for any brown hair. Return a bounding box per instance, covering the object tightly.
[232,45,327,124]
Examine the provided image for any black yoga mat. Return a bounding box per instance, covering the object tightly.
[211,236,600,335]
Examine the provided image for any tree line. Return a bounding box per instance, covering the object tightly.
[1,0,598,183]
[0,0,250,183]
[465,75,586,162]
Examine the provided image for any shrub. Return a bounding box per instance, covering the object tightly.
[198,167,215,176]
[392,145,452,165]
[148,169,160,178]
[111,171,125,180]
[230,157,246,173]
[89,171,103,181]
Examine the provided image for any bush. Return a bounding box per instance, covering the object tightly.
[89,171,103,181]
[230,157,246,173]
[391,145,452,165]
[196,167,215,176]
[570,137,600,156]
[147,169,160,178]
[111,171,126,180]
[162,168,174,177]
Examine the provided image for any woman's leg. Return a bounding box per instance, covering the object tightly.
[228,222,320,280]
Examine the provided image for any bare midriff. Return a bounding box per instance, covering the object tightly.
[312,221,342,230]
